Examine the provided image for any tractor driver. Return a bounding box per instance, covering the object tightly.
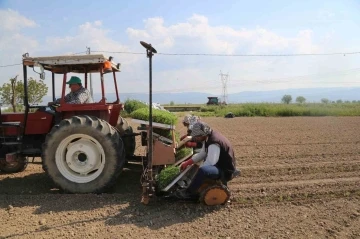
[48,76,94,105]
[176,121,239,200]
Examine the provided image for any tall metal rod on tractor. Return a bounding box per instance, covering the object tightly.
[140,41,157,203]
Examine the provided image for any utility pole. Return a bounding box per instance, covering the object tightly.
[86,46,94,98]
[219,71,229,104]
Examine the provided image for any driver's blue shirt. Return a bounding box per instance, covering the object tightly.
[55,87,93,104]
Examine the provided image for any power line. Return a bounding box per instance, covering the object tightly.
[1,49,360,68]
[0,63,22,67]
[91,50,360,57]
[72,51,87,55]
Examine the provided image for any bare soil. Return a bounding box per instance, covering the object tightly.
[1,116,360,239]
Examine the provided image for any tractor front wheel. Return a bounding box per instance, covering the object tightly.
[42,115,125,193]
[0,145,28,173]
[0,157,28,173]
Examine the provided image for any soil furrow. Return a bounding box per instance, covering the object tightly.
[238,171,360,184]
[236,153,360,166]
[231,176,360,189]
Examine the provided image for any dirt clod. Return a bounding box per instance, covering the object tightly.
[39,219,46,225]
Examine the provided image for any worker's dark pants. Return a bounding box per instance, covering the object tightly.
[187,165,221,194]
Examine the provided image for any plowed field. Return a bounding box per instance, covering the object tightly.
[1,117,359,238]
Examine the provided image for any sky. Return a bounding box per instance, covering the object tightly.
[1,0,360,98]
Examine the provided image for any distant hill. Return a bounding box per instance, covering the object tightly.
[40,87,360,105]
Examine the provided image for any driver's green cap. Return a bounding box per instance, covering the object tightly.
[66,76,82,84]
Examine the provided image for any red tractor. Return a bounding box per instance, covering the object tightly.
[0,53,136,193]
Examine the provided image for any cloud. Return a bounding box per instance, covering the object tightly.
[45,21,139,63]
[126,14,320,55]
[44,20,146,94]
[0,8,37,31]
[0,9,38,76]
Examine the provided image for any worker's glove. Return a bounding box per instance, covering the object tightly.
[180,159,194,171]
[180,135,187,141]
[185,142,197,148]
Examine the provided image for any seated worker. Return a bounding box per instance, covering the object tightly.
[48,76,94,105]
[176,121,238,200]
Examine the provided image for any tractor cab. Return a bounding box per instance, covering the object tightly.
[22,53,123,125]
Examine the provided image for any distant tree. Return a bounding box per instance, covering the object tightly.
[331,101,336,104]
[0,76,48,112]
[20,77,48,105]
[336,99,343,104]
[295,96,306,104]
[344,100,351,103]
[352,100,357,103]
[321,98,330,104]
[0,75,21,112]
[170,101,175,106]
[281,94,292,104]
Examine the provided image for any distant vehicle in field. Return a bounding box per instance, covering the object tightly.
[206,97,227,105]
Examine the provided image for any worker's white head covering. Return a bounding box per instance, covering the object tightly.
[182,115,192,124]
[190,122,212,137]
[182,115,200,130]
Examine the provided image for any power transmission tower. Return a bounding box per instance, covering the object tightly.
[219,71,229,104]
[86,46,94,98]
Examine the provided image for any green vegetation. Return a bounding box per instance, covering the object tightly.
[123,99,147,114]
[155,165,180,190]
[192,102,360,117]
[125,98,360,118]
[130,107,178,125]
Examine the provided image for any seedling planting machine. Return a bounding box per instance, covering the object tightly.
[135,42,237,205]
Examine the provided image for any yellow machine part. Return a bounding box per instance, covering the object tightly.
[200,184,231,206]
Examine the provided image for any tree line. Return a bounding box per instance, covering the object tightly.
[281,95,360,104]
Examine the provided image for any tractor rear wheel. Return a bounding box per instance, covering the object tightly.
[116,117,136,159]
[42,115,125,193]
